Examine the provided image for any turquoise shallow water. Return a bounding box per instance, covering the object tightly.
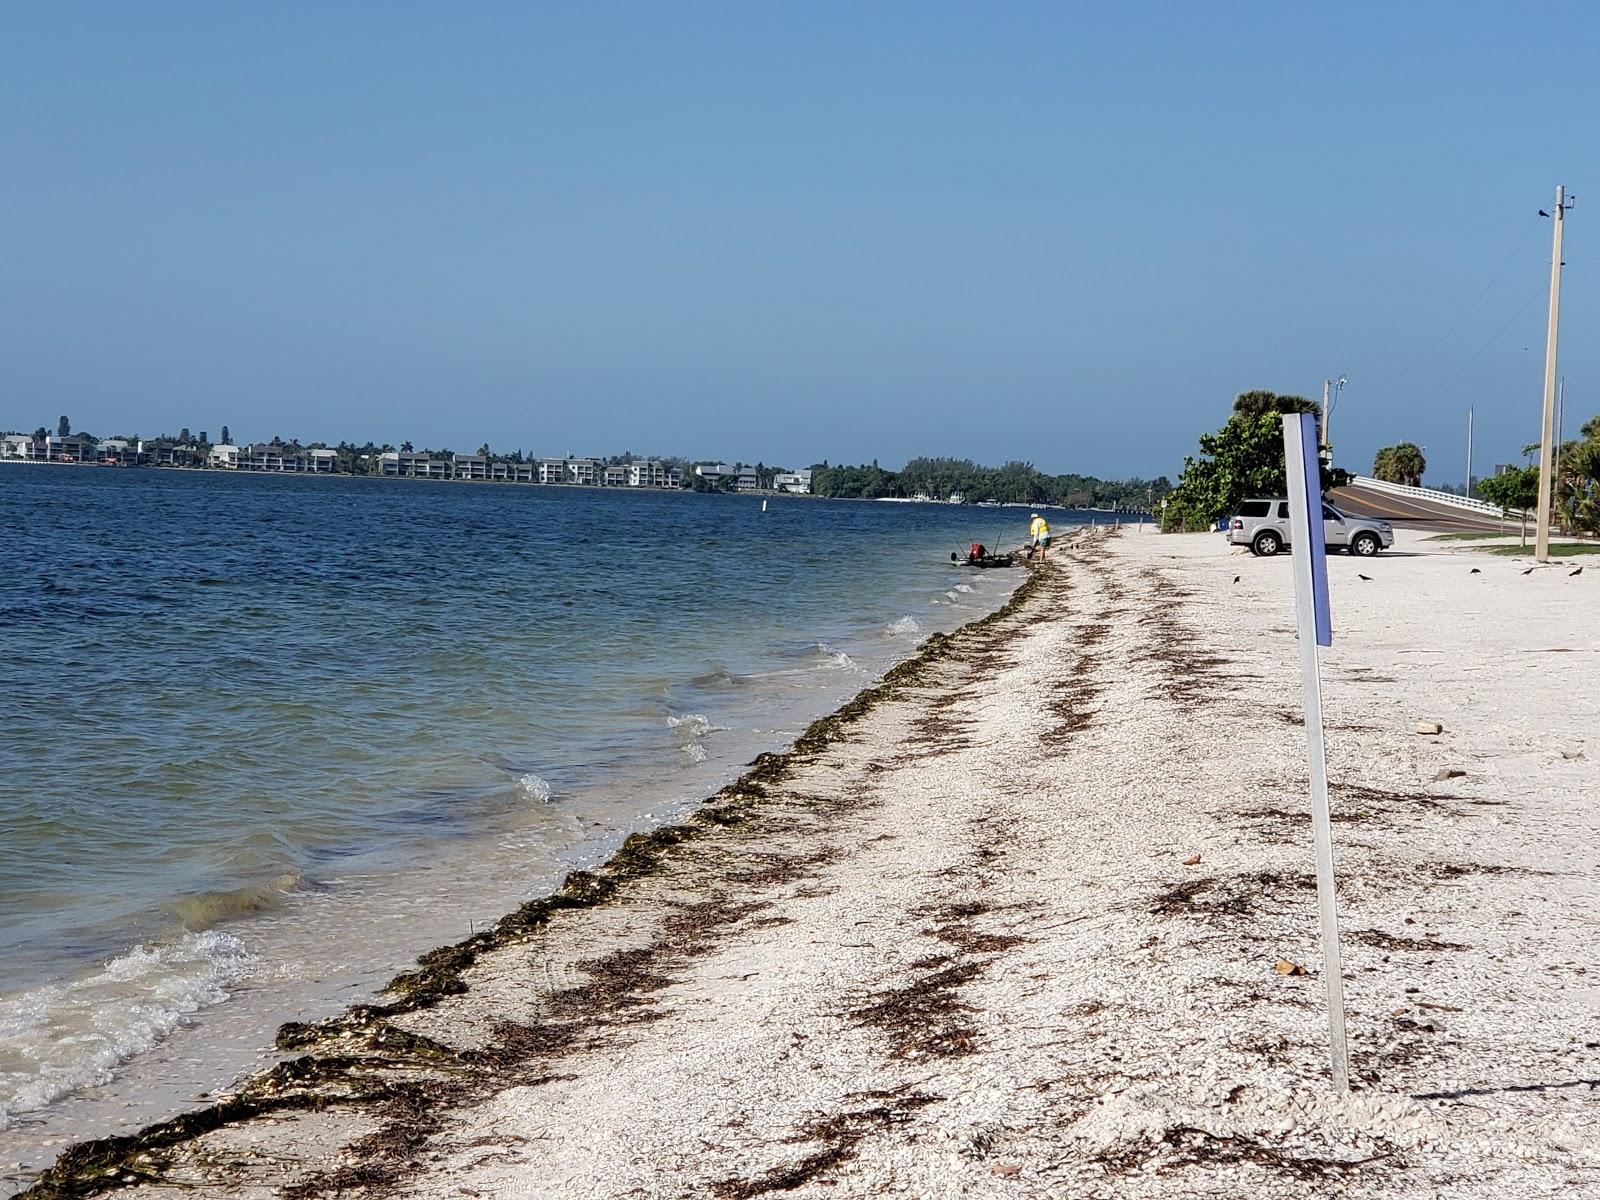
[0,465,1095,1152]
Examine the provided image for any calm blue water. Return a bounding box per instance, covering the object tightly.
[0,465,1090,1151]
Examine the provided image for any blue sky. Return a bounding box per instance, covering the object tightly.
[2,3,1597,480]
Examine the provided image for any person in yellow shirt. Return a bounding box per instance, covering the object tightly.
[1028,512,1051,560]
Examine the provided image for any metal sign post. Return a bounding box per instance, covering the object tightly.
[1282,412,1350,1092]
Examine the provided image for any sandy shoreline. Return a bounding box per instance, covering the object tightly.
[14,526,1600,1199]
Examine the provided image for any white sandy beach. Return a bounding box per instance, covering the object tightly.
[18,526,1599,1200]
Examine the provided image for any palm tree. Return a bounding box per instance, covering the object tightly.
[1231,390,1319,420]
[1373,443,1425,487]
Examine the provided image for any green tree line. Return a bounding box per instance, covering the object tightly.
[811,457,1170,509]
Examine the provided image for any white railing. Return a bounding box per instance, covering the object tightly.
[1344,475,1508,516]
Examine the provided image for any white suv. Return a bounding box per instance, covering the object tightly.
[1228,499,1393,557]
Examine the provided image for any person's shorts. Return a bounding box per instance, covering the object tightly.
[1034,535,1051,547]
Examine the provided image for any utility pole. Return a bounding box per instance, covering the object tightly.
[1320,376,1346,458]
[1465,407,1474,498]
[1535,186,1573,561]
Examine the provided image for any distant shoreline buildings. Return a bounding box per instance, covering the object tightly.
[0,433,815,494]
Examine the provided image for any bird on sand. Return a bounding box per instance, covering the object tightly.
[1232,575,1240,584]
[1469,568,1481,574]
[1522,567,1535,575]
[1357,573,1372,581]
[1570,566,1584,576]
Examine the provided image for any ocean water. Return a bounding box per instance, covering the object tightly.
[0,465,1098,1164]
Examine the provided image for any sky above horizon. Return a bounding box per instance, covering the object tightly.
[3,3,1598,482]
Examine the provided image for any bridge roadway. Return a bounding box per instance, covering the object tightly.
[1331,481,1508,532]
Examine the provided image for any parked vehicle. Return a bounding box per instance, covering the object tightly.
[1227,499,1393,557]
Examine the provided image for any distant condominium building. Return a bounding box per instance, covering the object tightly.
[735,467,759,491]
[236,443,305,472]
[567,458,598,486]
[308,448,338,473]
[696,463,737,481]
[1,435,33,460]
[452,454,488,481]
[379,451,449,479]
[772,469,812,494]
[537,458,567,485]
[208,443,240,469]
[603,464,627,487]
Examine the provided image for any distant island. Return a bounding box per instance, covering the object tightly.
[1,416,1169,510]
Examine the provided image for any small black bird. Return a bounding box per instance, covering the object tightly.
[1522,567,1535,575]
[1570,566,1584,576]
[1232,575,1240,584]
[1469,568,1481,574]
[1357,573,1372,582]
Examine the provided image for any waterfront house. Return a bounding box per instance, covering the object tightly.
[736,467,759,492]
[208,443,240,469]
[537,458,567,485]
[567,459,598,486]
[664,466,683,488]
[628,460,663,488]
[510,461,534,482]
[2,434,36,460]
[308,448,339,473]
[696,463,736,482]
[603,464,627,487]
[453,454,488,481]
[772,469,812,494]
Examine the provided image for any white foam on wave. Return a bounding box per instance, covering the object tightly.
[814,643,862,672]
[0,931,254,1130]
[682,743,709,764]
[954,583,974,593]
[516,772,553,802]
[666,713,715,738]
[887,615,922,636]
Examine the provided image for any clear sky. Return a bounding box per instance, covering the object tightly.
[3,2,1597,481]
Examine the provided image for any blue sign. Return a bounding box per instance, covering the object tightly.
[1282,413,1332,647]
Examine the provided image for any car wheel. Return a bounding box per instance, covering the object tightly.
[1253,531,1282,557]
[1350,532,1380,557]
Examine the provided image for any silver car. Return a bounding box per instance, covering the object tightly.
[1227,499,1393,557]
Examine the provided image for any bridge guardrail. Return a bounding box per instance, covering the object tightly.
[1344,476,1509,517]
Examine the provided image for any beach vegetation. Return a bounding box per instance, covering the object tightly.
[1477,465,1540,545]
[1161,392,1318,531]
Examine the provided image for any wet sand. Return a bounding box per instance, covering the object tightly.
[15,526,1600,1200]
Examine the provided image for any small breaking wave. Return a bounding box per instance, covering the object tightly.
[813,643,862,672]
[517,772,553,803]
[668,714,717,765]
[666,713,715,737]
[954,583,973,593]
[886,615,922,636]
[0,931,254,1130]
